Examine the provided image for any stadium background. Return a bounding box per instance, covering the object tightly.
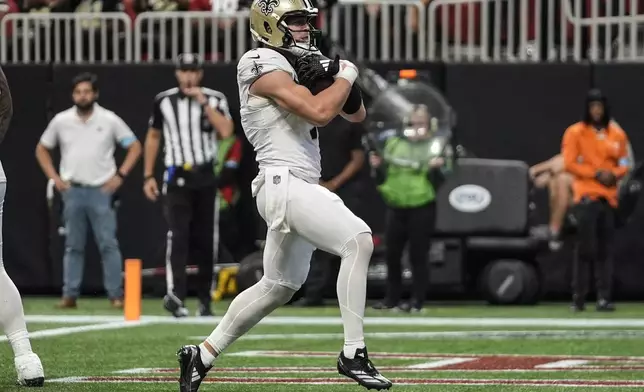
[1,0,644,301]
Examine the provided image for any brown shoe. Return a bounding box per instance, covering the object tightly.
[110,298,124,309]
[56,297,77,309]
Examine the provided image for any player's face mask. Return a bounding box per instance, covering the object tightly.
[281,14,321,56]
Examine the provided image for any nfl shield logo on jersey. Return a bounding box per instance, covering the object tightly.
[273,175,281,185]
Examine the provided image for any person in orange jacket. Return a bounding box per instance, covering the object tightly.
[562,89,631,313]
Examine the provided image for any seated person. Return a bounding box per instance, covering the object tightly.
[529,154,573,249]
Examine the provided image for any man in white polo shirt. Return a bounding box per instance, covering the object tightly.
[35,72,142,309]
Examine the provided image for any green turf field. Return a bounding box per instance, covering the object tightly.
[2,297,644,391]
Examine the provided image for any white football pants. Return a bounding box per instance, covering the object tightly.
[203,173,373,358]
[0,181,34,358]
[256,174,372,290]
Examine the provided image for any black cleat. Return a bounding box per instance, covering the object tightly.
[164,294,189,318]
[596,299,616,312]
[337,348,392,390]
[196,303,214,317]
[571,295,585,312]
[372,299,407,312]
[22,377,45,387]
[291,297,326,307]
[15,353,45,387]
[570,303,585,312]
[372,301,397,310]
[177,345,211,392]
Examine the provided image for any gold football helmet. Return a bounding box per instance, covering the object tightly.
[249,0,321,52]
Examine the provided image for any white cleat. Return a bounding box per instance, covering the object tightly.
[15,353,45,387]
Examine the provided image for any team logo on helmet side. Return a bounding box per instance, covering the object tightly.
[257,0,280,16]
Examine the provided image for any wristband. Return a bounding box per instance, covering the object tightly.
[334,61,358,85]
[343,84,362,114]
[144,175,155,182]
[116,171,126,179]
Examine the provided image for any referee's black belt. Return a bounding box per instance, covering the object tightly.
[168,161,215,174]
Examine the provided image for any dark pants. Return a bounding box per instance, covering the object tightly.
[302,182,363,302]
[384,202,436,305]
[219,204,240,261]
[571,198,616,302]
[163,181,217,305]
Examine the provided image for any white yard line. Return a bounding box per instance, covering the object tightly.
[25,315,125,323]
[407,358,478,369]
[0,320,153,341]
[23,315,644,327]
[536,360,590,369]
[189,330,644,341]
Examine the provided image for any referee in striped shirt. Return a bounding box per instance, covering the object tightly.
[143,53,234,317]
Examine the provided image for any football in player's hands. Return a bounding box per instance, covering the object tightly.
[298,55,361,113]
[309,79,334,95]
[294,54,336,91]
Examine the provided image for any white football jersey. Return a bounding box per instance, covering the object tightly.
[237,47,321,195]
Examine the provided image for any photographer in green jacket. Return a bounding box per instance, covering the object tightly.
[369,105,452,312]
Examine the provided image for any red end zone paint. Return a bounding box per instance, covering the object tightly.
[51,352,644,388]
[227,351,644,371]
[234,350,644,361]
[111,352,644,375]
[115,363,644,374]
[50,376,644,388]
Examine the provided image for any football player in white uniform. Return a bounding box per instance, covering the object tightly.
[0,67,45,387]
[176,0,392,391]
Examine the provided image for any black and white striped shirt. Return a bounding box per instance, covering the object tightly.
[149,87,232,168]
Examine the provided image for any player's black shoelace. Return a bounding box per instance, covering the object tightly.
[357,357,379,376]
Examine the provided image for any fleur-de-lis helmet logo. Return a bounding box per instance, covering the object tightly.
[257,0,280,16]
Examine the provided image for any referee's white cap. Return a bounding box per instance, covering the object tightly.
[176,53,203,71]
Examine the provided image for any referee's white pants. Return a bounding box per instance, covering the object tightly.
[255,173,371,291]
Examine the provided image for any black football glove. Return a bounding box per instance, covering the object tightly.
[295,54,362,114]
[293,54,340,91]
